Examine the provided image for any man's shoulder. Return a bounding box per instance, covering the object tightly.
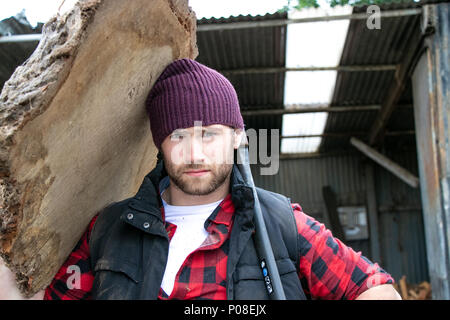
[255,187,303,212]
[253,186,310,235]
[97,197,133,219]
[90,197,134,237]
[255,186,289,203]
[254,187,301,229]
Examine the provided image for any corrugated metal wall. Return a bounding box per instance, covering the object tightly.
[251,153,365,217]
[251,151,429,284]
[375,150,429,284]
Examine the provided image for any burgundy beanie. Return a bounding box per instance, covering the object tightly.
[145,58,245,149]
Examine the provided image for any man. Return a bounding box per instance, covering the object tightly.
[0,58,400,300]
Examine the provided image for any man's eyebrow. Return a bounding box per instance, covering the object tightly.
[204,127,222,132]
[172,129,188,134]
[172,127,225,134]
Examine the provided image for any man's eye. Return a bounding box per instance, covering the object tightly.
[171,133,184,140]
[203,131,216,138]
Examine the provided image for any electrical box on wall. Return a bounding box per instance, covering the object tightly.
[337,206,369,240]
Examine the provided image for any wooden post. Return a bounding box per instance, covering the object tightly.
[411,3,450,300]
[365,163,381,263]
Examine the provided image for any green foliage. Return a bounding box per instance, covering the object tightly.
[297,0,320,9]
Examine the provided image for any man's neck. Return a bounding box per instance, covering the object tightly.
[162,177,230,206]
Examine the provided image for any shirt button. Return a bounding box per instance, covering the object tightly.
[143,222,150,229]
[127,213,134,220]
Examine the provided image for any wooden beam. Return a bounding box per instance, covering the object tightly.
[279,150,359,160]
[242,104,381,116]
[350,137,420,188]
[221,65,397,75]
[282,133,364,139]
[281,131,415,139]
[241,104,413,116]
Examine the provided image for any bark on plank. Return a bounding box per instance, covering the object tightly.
[0,0,198,296]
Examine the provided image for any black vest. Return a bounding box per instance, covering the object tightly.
[89,161,307,300]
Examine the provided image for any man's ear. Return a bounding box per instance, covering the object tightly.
[233,129,245,149]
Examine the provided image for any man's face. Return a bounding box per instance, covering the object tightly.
[161,124,243,196]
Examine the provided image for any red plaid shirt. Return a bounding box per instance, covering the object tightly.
[44,193,394,300]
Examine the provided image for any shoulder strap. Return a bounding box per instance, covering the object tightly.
[255,188,300,271]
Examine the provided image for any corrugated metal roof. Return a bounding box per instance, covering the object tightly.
[197,11,288,25]
[196,2,432,154]
[196,11,288,153]
[319,3,422,152]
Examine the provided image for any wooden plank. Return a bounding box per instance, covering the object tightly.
[0,0,197,297]
[241,104,413,116]
[221,65,397,75]
[399,275,409,299]
[350,137,420,188]
[280,131,415,139]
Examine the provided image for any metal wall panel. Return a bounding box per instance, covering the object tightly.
[374,150,429,284]
[252,153,366,217]
[251,152,429,284]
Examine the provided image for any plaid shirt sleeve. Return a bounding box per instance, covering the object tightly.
[291,203,395,300]
[43,215,98,300]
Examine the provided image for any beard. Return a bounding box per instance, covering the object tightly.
[163,157,233,196]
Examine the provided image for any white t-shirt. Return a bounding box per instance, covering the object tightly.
[159,177,224,296]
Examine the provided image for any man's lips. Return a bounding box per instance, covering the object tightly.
[184,169,210,176]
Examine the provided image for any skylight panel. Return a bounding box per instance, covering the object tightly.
[281,6,351,154]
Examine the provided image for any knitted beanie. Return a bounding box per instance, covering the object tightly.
[145,58,245,149]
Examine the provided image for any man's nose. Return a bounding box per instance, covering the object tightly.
[187,136,205,164]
